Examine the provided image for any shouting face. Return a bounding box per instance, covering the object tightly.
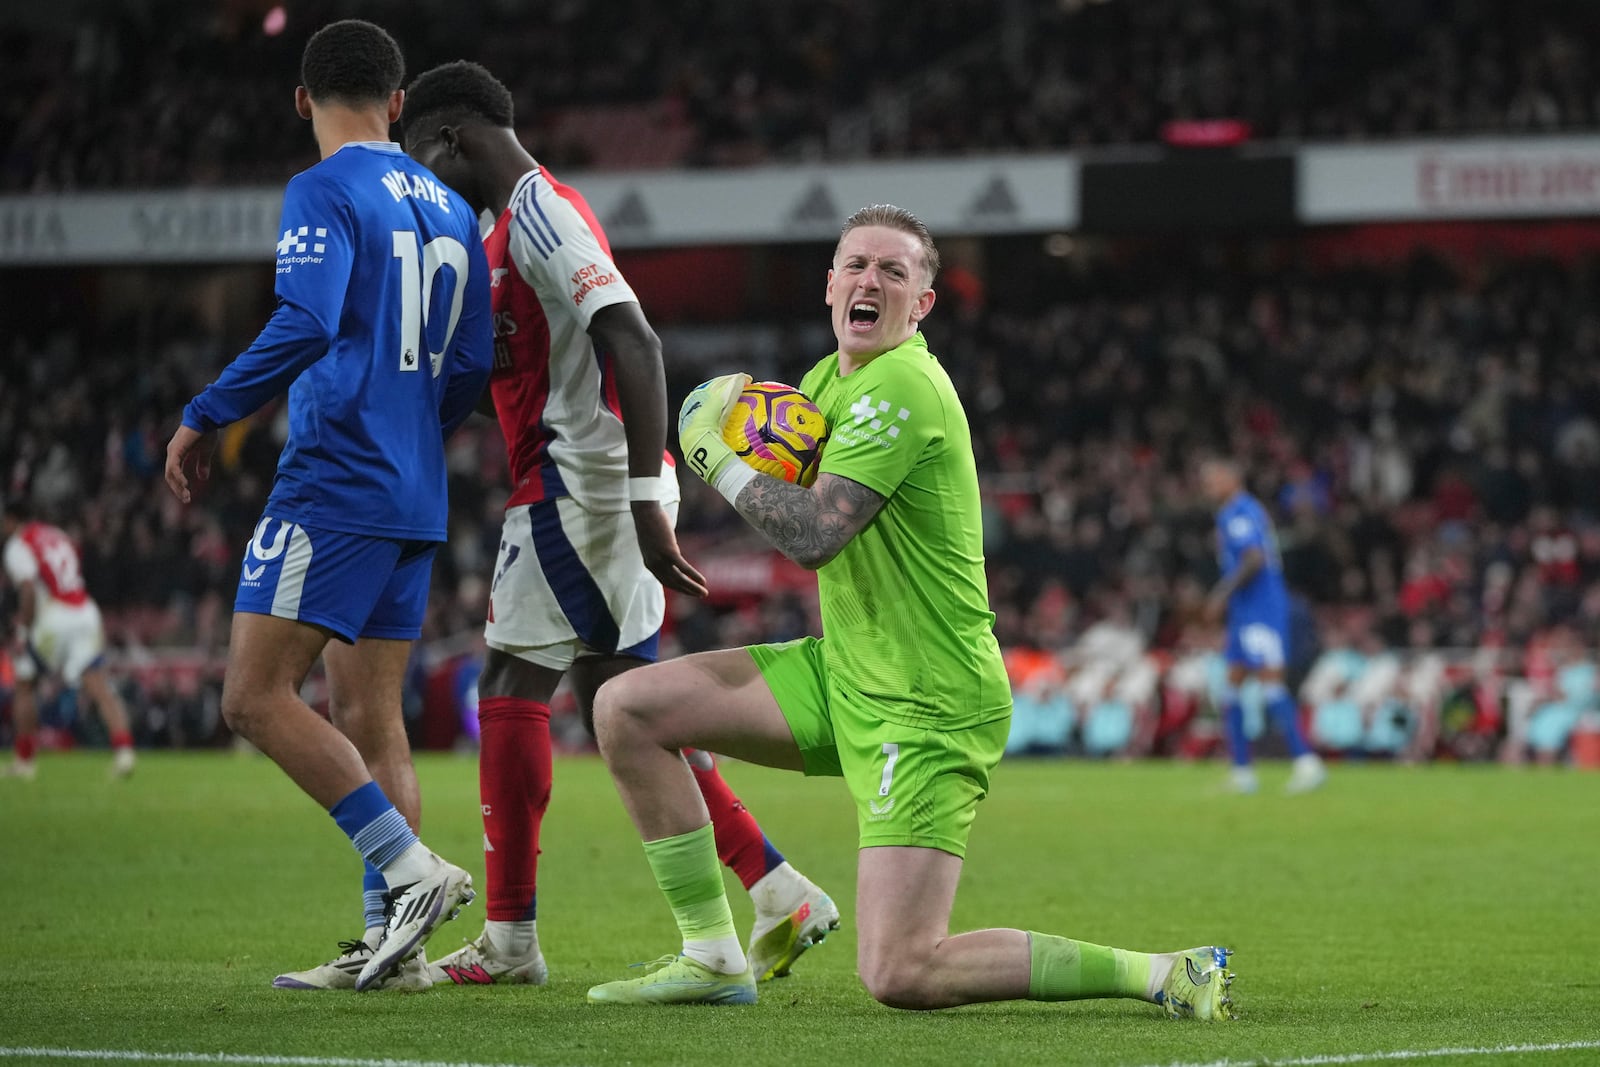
[825,225,936,365]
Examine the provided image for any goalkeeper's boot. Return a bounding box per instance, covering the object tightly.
[1155,946,1236,1021]
[587,954,757,1005]
[273,938,430,991]
[428,930,549,986]
[355,855,475,991]
[748,880,841,981]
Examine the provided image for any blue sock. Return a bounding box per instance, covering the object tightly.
[1223,699,1252,767]
[1264,684,1312,758]
[761,837,786,876]
[329,781,418,871]
[362,863,388,933]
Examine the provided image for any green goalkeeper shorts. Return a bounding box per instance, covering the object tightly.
[750,636,1009,858]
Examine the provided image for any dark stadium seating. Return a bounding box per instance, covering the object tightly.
[4,0,1598,189]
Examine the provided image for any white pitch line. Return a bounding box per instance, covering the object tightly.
[4,1043,1598,1067]
[1140,1039,1600,1067]
[0,1051,556,1067]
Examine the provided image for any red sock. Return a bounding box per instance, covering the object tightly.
[477,697,552,921]
[15,735,36,762]
[109,730,133,750]
[688,749,782,890]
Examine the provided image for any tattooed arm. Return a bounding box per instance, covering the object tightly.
[734,472,886,571]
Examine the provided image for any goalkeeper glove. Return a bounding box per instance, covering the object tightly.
[678,372,754,505]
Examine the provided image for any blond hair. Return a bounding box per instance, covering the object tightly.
[836,204,940,286]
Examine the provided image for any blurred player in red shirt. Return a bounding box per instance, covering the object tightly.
[2,498,135,779]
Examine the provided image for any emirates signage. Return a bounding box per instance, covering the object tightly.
[1299,136,1600,222]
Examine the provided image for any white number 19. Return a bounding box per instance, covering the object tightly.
[392,230,469,377]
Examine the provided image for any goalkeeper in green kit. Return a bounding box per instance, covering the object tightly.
[585,204,1237,1017]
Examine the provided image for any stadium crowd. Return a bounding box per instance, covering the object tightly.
[936,239,1600,766]
[6,237,1600,763]
[4,0,1598,189]
[949,246,1600,659]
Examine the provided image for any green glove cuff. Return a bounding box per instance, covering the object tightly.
[678,373,756,503]
[681,423,757,504]
[680,421,734,482]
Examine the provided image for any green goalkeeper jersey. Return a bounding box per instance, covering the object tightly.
[798,332,1011,731]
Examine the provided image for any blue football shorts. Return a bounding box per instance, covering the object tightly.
[1225,617,1287,671]
[233,515,438,643]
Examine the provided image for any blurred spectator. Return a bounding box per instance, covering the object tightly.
[5,0,1600,189]
[8,239,1600,763]
[1503,624,1598,763]
[1004,646,1072,756]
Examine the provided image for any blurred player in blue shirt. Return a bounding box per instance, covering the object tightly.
[1201,459,1326,795]
[163,20,491,991]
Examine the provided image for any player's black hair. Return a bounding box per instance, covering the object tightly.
[403,60,515,143]
[300,19,405,106]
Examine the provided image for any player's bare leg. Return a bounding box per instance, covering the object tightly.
[575,655,838,981]
[79,664,135,777]
[3,676,39,779]
[855,845,1019,1008]
[326,637,421,828]
[567,654,625,736]
[222,612,473,991]
[274,636,435,991]
[220,613,371,805]
[855,846,1233,1016]
[593,647,805,836]
[587,648,805,1003]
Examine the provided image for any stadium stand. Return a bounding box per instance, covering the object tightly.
[5,1,1600,766]
[4,0,1599,189]
[6,234,1600,761]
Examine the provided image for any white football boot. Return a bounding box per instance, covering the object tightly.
[355,855,474,991]
[273,937,431,991]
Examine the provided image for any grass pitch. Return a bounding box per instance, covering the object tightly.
[0,752,1596,1067]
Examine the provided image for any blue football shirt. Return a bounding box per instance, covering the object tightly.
[1215,491,1290,625]
[183,141,493,541]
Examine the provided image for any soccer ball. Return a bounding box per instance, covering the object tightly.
[721,382,829,487]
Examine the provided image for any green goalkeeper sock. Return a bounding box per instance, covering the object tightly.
[1027,932,1154,1002]
[643,824,745,974]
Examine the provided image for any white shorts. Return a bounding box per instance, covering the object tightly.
[16,599,106,686]
[484,497,675,670]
